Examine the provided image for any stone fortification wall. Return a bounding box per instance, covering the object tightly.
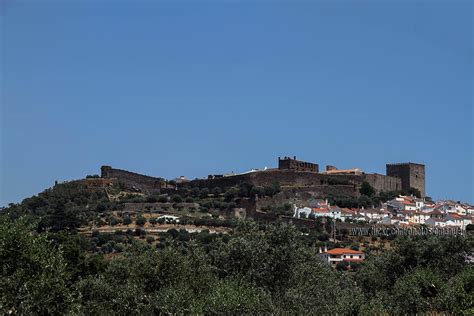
[101,166,163,194]
[182,170,362,190]
[278,156,319,172]
[248,170,360,187]
[363,173,402,193]
[98,165,404,197]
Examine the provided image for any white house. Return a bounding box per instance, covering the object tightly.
[395,215,409,226]
[327,206,342,220]
[466,206,474,215]
[461,216,473,228]
[294,206,312,219]
[420,206,434,213]
[359,209,389,222]
[312,206,341,219]
[340,208,356,222]
[319,247,365,268]
[294,205,343,221]
[414,198,425,209]
[156,215,180,224]
[403,203,417,211]
[402,211,431,225]
[445,213,473,229]
[381,216,399,225]
[425,218,447,227]
[452,204,467,215]
[352,214,370,223]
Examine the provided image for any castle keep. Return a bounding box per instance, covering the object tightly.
[278,156,319,173]
[386,163,425,197]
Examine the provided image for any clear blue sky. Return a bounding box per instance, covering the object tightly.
[1,1,473,205]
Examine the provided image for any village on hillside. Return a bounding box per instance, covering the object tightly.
[294,196,474,230]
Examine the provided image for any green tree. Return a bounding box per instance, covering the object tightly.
[199,278,272,314]
[136,215,147,226]
[158,195,169,203]
[171,194,183,203]
[224,187,239,201]
[408,187,422,198]
[336,261,349,271]
[280,258,362,314]
[199,188,210,199]
[211,187,222,196]
[0,217,74,314]
[123,215,132,225]
[359,181,376,197]
[391,268,442,314]
[250,186,265,197]
[438,267,474,314]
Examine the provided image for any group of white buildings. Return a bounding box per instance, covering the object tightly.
[294,196,474,230]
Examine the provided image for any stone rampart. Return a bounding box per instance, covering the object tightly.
[101,166,163,194]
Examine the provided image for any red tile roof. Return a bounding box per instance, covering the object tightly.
[324,248,364,255]
[312,208,328,213]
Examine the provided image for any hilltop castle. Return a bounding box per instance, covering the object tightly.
[98,157,426,198]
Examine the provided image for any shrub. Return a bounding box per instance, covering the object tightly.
[191,187,201,197]
[359,181,375,196]
[158,195,169,203]
[134,228,146,236]
[212,187,222,195]
[318,234,329,241]
[224,187,239,200]
[250,186,265,197]
[136,216,147,226]
[109,217,118,226]
[146,196,158,203]
[171,195,183,203]
[123,216,132,225]
[336,261,349,271]
[167,228,179,239]
[200,188,210,199]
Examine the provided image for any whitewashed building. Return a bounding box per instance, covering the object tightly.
[319,247,365,268]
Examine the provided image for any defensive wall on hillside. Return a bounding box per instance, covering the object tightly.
[181,169,401,194]
[101,166,165,194]
[99,157,424,198]
[364,173,402,193]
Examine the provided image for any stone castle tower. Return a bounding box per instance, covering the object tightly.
[386,163,425,197]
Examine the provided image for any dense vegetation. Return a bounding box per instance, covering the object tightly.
[1,181,472,314]
[1,216,472,315]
